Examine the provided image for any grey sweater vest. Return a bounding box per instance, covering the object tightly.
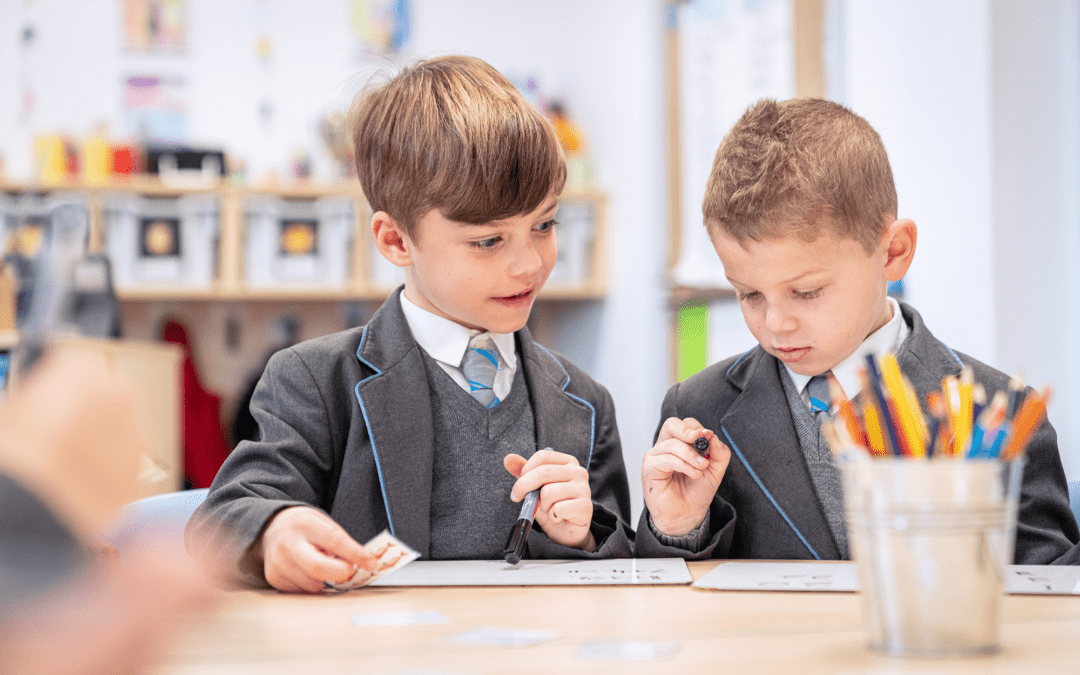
[422,349,538,560]
[778,362,849,559]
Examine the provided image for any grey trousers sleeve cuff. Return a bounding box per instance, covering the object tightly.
[647,510,711,552]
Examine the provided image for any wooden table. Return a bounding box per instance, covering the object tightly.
[154,561,1080,674]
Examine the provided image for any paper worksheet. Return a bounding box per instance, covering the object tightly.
[370,558,692,586]
[693,562,860,592]
[693,561,1080,595]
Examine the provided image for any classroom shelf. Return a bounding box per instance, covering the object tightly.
[0,178,608,303]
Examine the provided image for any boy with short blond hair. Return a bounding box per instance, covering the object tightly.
[638,97,1079,563]
[188,55,633,591]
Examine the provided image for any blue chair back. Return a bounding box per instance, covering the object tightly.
[108,488,209,555]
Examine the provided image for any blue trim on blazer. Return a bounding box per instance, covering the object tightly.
[727,347,757,376]
[943,344,964,369]
[534,343,597,470]
[353,326,395,537]
[721,425,822,560]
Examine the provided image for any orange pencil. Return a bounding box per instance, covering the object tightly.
[828,376,867,449]
[925,390,948,457]
[1001,387,1051,461]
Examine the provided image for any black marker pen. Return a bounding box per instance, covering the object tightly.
[503,446,550,565]
[694,435,710,456]
[503,489,539,565]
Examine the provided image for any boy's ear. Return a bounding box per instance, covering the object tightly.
[371,211,414,268]
[882,218,917,282]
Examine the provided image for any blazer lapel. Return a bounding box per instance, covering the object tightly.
[519,331,595,467]
[896,302,964,405]
[719,348,840,559]
[353,289,436,556]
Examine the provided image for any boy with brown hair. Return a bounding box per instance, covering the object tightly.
[637,98,1079,563]
[188,55,633,591]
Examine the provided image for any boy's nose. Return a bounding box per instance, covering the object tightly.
[509,240,544,278]
[764,304,797,333]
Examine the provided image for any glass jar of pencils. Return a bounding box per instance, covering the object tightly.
[840,455,1024,657]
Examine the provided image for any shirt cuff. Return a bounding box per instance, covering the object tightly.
[648,510,711,551]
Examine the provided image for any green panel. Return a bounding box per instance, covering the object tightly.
[676,301,709,382]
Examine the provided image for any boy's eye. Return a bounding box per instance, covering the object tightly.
[535,218,558,233]
[795,288,823,300]
[471,236,501,250]
[737,290,762,303]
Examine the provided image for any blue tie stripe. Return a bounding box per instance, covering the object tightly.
[461,337,500,408]
[809,396,829,413]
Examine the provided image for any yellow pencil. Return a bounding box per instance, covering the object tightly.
[956,367,974,455]
[879,354,924,456]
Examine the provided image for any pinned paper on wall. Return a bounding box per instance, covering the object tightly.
[124,75,188,145]
[671,0,794,288]
[352,0,411,53]
[123,0,186,53]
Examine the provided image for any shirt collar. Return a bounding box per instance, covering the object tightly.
[785,296,908,399]
[398,291,517,370]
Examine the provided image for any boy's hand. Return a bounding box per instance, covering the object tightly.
[257,506,376,593]
[642,417,731,537]
[504,451,596,552]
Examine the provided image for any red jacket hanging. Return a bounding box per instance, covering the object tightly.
[160,320,231,488]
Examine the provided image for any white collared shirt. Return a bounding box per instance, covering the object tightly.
[399,292,518,401]
[785,296,909,410]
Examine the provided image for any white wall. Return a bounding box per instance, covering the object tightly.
[989,0,1080,479]
[834,0,1080,478]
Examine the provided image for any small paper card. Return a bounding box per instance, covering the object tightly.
[447,628,560,647]
[348,610,449,627]
[325,530,419,591]
[577,640,681,661]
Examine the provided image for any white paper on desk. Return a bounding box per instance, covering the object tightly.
[448,627,560,647]
[693,562,859,592]
[1007,565,1080,594]
[694,561,1080,595]
[325,530,419,591]
[370,558,692,586]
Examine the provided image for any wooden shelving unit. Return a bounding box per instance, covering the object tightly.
[0,178,607,302]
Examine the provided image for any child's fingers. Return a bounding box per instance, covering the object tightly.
[647,437,711,469]
[656,416,707,444]
[266,557,325,594]
[516,448,577,476]
[295,511,376,572]
[536,482,590,522]
[502,453,528,478]
[510,462,588,501]
[294,541,358,586]
[642,452,706,481]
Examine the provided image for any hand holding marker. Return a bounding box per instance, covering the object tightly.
[503,446,550,565]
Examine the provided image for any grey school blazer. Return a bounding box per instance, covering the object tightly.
[636,303,1080,564]
[187,288,633,585]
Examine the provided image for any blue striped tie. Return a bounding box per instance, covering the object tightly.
[807,373,832,424]
[461,335,501,409]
